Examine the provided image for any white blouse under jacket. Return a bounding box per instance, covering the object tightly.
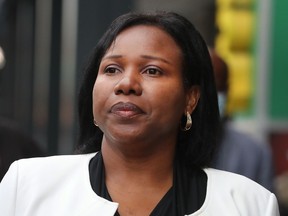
[0,153,280,216]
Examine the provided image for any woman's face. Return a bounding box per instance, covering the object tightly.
[93,25,199,146]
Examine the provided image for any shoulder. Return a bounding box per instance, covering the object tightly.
[1,153,96,198]
[4,153,96,187]
[202,168,279,215]
[0,152,115,215]
[205,168,270,194]
[16,153,96,168]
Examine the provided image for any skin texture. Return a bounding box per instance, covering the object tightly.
[92,25,200,215]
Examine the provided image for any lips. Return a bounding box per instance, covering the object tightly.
[111,102,144,118]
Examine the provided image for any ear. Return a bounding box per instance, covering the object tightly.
[185,86,200,114]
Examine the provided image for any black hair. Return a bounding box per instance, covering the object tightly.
[76,11,220,168]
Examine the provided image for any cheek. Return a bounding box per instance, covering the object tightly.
[92,79,106,119]
[150,82,186,118]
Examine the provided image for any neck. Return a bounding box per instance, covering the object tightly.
[100,136,176,215]
[101,135,175,186]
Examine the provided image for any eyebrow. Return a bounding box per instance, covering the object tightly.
[140,55,172,65]
[102,54,172,65]
[102,55,122,60]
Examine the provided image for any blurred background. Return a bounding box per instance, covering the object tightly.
[0,0,288,212]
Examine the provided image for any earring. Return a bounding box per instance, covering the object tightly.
[93,120,98,127]
[182,111,192,131]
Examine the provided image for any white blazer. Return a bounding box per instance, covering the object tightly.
[0,153,280,216]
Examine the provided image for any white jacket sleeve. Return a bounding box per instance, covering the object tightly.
[0,161,19,216]
[265,193,280,216]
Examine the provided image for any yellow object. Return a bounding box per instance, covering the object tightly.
[225,52,253,114]
[215,0,255,115]
[216,8,254,50]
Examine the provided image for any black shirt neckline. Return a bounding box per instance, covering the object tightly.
[89,151,207,215]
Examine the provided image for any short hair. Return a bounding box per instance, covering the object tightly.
[76,11,220,168]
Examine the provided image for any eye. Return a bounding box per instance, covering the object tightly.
[143,67,162,76]
[104,66,121,75]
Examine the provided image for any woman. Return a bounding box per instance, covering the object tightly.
[0,11,279,215]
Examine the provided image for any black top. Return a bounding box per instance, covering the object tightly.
[89,152,207,215]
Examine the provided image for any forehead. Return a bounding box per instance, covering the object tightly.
[105,25,182,56]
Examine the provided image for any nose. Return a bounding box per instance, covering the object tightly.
[114,73,142,96]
